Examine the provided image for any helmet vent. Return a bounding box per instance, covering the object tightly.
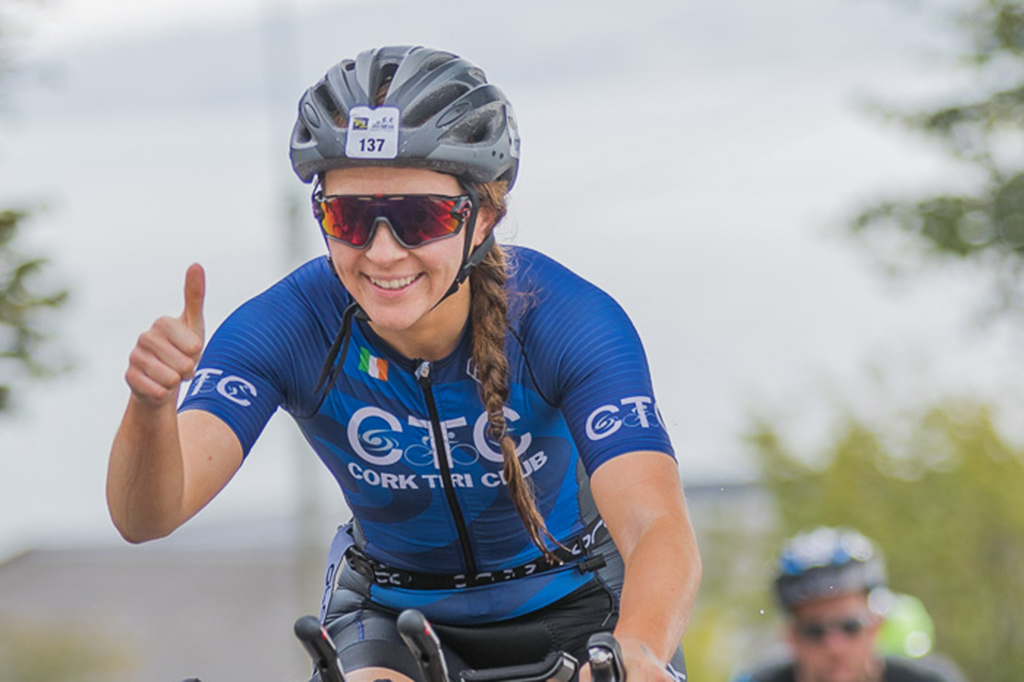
[294,122,312,144]
[420,51,457,73]
[441,107,500,144]
[314,83,346,128]
[404,83,470,127]
[373,63,399,104]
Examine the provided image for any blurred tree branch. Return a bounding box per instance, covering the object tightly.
[0,0,70,413]
[848,0,1024,321]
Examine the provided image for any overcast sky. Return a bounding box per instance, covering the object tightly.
[1,0,1020,560]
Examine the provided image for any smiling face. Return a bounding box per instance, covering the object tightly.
[321,166,491,360]
[787,592,883,682]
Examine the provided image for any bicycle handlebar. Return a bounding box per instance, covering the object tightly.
[180,610,624,682]
[397,609,451,682]
[586,632,626,682]
[460,652,578,682]
[294,615,346,682]
[395,608,624,682]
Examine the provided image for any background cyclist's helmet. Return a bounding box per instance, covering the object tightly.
[290,45,520,188]
[774,526,887,612]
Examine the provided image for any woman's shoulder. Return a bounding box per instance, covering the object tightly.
[502,244,644,379]
[248,256,344,308]
[505,245,581,285]
[504,244,627,322]
[221,256,348,337]
[277,255,345,301]
[504,244,615,307]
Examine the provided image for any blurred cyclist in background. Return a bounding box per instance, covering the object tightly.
[733,526,965,682]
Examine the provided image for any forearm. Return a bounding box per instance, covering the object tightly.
[614,515,702,662]
[106,397,188,543]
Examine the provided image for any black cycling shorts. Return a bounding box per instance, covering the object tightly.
[318,564,687,682]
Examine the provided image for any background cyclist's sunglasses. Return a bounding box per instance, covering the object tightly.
[795,615,870,642]
[313,193,473,249]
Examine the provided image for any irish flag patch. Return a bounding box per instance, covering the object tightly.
[359,348,389,381]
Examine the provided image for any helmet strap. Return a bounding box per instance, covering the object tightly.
[434,181,493,307]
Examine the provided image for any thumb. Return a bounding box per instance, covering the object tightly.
[181,262,206,339]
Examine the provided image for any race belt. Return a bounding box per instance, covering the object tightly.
[344,518,609,590]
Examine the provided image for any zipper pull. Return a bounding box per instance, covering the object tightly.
[415,360,431,387]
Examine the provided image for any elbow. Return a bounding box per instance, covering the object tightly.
[118,530,147,545]
[106,481,179,544]
[115,525,157,545]
[107,505,176,545]
[113,521,173,545]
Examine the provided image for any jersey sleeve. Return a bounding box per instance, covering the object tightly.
[178,261,335,457]
[514,249,675,475]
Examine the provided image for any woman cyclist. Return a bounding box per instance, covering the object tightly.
[106,45,701,682]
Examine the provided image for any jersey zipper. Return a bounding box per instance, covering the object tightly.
[415,360,478,575]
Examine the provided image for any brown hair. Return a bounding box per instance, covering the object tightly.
[469,182,558,562]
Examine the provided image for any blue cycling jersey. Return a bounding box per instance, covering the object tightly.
[179,246,674,623]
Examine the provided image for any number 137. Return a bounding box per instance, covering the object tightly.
[359,138,386,152]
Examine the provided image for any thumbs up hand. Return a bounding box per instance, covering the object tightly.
[125,264,207,408]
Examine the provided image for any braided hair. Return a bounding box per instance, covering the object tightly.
[469,182,558,562]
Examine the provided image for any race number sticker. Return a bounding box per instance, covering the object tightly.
[345,106,399,159]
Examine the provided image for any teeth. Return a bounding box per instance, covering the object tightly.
[370,275,418,290]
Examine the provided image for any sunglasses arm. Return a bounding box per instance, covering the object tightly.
[438,182,493,302]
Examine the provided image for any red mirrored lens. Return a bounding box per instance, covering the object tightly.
[316,195,470,248]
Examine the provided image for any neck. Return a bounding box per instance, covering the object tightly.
[370,281,472,361]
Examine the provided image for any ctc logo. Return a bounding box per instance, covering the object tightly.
[346,405,534,469]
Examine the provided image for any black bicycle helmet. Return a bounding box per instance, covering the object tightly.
[290,45,520,188]
[774,526,887,612]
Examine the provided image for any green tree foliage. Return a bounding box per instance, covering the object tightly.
[0,209,68,411]
[683,495,784,681]
[747,399,1024,682]
[849,0,1024,317]
[0,0,68,412]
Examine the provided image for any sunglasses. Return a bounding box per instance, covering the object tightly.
[795,615,871,643]
[313,193,473,249]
